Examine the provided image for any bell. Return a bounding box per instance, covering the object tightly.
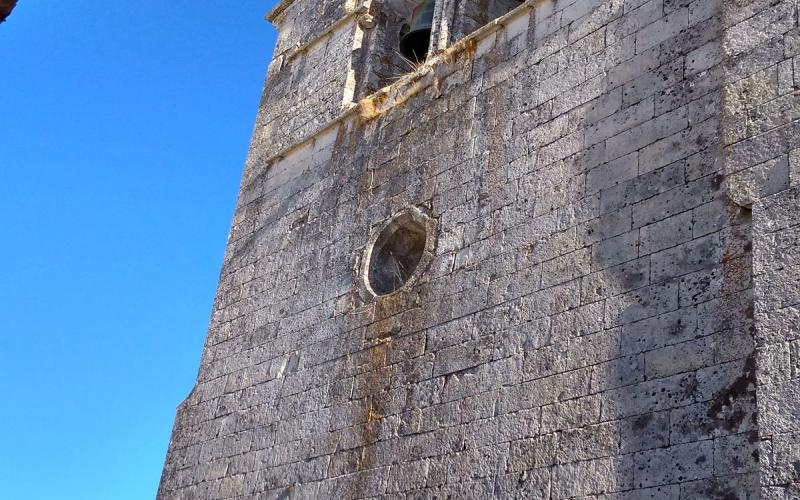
[399,0,435,63]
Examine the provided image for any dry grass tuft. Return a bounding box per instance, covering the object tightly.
[359,91,390,121]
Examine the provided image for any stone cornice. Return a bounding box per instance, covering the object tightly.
[280,5,369,61]
[266,0,296,23]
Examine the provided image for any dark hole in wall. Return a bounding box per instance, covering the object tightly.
[368,213,427,295]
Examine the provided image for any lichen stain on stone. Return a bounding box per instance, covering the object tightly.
[438,38,478,65]
[705,355,757,432]
[359,92,389,121]
[375,291,418,319]
[366,403,383,423]
[352,318,401,497]
[632,413,654,430]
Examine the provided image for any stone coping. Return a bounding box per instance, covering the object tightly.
[267,0,364,23]
[281,5,370,62]
[266,0,297,22]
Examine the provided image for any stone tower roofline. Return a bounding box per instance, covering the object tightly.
[267,2,371,62]
[265,0,295,23]
[267,0,417,24]
[258,0,537,171]
[266,0,368,27]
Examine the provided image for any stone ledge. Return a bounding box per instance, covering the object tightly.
[266,0,297,23]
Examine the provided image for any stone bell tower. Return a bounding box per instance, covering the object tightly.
[159,0,800,498]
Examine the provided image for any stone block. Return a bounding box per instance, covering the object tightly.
[632,441,713,488]
[507,434,558,472]
[557,421,621,462]
[552,456,633,497]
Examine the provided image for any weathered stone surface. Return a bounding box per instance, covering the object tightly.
[158,0,800,497]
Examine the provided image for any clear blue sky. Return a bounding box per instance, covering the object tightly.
[0,2,278,498]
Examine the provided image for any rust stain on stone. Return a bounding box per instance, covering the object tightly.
[366,403,383,423]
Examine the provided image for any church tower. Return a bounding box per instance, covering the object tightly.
[159,0,800,497]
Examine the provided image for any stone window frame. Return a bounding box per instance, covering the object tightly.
[357,206,437,299]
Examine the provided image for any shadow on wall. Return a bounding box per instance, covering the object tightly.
[341,0,761,495]
[544,0,761,492]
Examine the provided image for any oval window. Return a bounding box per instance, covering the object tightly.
[366,211,429,295]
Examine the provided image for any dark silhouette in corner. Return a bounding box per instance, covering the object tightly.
[1,0,18,23]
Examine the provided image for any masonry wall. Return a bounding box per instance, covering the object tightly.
[452,0,523,41]
[724,1,800,497]
[248,21,355,166]
[272,0,349,53]
[754,188,800,499]
[159,0,800,498]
